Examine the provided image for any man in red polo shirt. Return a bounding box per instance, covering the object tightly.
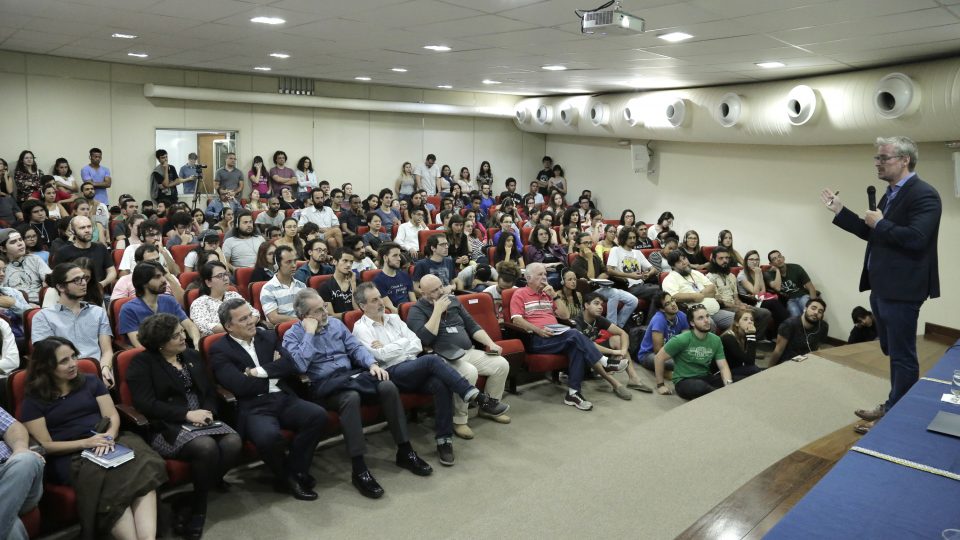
[509,263,623,411]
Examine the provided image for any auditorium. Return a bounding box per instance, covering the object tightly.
[0,1,957,539]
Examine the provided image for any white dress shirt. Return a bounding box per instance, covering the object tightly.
[352,313,421,369]
[233,334,282,393]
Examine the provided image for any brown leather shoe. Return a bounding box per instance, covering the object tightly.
[853,420,875,434]
[855,404,885,422]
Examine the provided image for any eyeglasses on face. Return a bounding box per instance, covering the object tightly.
[66,275,89,285]
[873,154,902,162]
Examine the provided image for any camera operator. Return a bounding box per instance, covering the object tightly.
[179,152,203,195]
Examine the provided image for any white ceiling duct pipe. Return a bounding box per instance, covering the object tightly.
[535,104,554,125]
[590,103,611,127]
[874,73,920,119]
[143,84,516,119]
[785,85,819,126]
[623,100,642,127]
[716,93,743,128]
[512,56,960,145]
[665,98,687,127]
[559,103,578,126]
[515,107,529,124]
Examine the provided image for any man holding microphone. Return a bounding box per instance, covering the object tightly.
[820,136,941,433]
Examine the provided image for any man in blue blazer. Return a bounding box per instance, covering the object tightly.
[821,136,941,432]
[210,298,328,501]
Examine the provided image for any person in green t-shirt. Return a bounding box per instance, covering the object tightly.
[766,250,818,318]
[653,305,733,400]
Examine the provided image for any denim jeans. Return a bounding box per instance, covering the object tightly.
[596,287,638,328]
[388,355,475,440]
[0,452,44,540]
[786,294,810,318]
[529,331,603,392]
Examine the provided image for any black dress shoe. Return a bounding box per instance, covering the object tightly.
[296,472,317,490]
[396,450,433,476]
[216,479,232,492]
[184,513,205,540]
[276,476,318,501]
[351,470,384,499]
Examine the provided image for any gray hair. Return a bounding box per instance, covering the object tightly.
[354,281,377,307]
[218,297,250,327]
[876,136,918,171]
[293,288,321,319]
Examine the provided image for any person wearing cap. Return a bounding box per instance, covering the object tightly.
[351,282,508,466]
[406,274,511,439]
[0,228,50,303]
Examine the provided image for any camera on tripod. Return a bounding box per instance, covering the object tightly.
[194,163,208,178]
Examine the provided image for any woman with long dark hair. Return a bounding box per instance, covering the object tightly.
[248,155,271,197]
[720,307,763,379]
[13,150,42,205]
[680,230,708,271]
[51,157,80,201]
[190,261,243,336]
[126,314,241,540]
[737,249,789,331]
[251,240,277,283]
[476,160,493,184]
[21,337,166,540]
[493,230,524,269]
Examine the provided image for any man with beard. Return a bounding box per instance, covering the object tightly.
[662,251,734,331]
[31,262,115,387]
[606,226,661,303]
[706,247,771,338]
[768,297,829,366]
[0,228,50,303]
[351,282,507,465]
[298,189,344,250]
[223,210,264,270]
[119,260,201,348]
[255,196,285,233]
[53,216,116,289]
[78,181,110,229]
[205,187,242,220]
[373,242,416,312]
[293,238,333,284]
[653,304,733,401]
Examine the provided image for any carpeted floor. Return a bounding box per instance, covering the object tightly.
[183,355,886,540]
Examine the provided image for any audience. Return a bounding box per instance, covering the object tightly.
[118,261,200,348]
[767,250,818,317]
[606,226,660,302]
[222,210,264,271]
[720,308,763,379]
[662,251,734,331]
[654,305,733,400]
[570,233,638,328]
[0,228,50,303]
[636,292,687,371]
[317,248,358,318]
[769,297,829,366]
[0,405,44,540]
[190,261,244,337]
[737,249,790,331]
[260,245,307,326]
[706,247,772,338]
[847,306,877,344]
[574,292,651,396]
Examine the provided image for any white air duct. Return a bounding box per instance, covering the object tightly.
[535,105,554,125]
[511,56,960,145]
[665,98,686,127]
[590,103,611,126]
[143,84,516,119]
[785,85,818,126]
[559,103,578,126]
[717,93,743,128]
[874,72,920,119]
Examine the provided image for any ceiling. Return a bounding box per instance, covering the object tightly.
[2,0,960,96]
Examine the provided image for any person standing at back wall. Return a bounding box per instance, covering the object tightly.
[820,136,941,434]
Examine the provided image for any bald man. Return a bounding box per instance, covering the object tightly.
[406,274,511,439]
[54,215,116,289]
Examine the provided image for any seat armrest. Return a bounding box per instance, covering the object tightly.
[502,321,532,335]
[115,403,149,428]
[216,385,237,405]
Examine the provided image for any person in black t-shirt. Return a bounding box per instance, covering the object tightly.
[573,293,652,396]
[317,248,356,317]
[847,306,878,344]
[770,297,829,366]
[53,216,116,289]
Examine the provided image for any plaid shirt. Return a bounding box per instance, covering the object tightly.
[0,407,14,462]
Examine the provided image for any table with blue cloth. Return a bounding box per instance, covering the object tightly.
[767,339,960,539]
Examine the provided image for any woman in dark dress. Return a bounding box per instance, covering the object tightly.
[720,308,763,380]
[126,314,241,540]
[680,229,709,271]
[20,337,165,540]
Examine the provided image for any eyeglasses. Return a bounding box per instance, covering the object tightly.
[873,154,902,162]
[67,275,89,285]
[212,273,231,281]
[746,258,760,262]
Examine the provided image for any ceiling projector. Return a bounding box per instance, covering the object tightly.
[581,6,645,35]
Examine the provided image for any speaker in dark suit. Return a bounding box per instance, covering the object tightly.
[210,309,328,501]
[823,136,941,419]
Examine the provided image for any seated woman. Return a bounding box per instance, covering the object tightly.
[523,225,564,288]
[717,229,744,267]
[463,209,487,242]
[617,209,636,233]
[720,308,763,379]
[274,217,303,261]
[213,207,234,238]
[16,224,49,265]
[594,225,617,260]
[20,337,166,540]
[245,190,268,211]
[250,241,277,283]
[493,230,524,270]
[680,229,708,271]
[362,213,391,253]
[737,249,789,332]
[463,219,487,264]
[556,268,583,320]
[278,186,302,211]
[547,190,566,215]
[183,231,222,273]
[190,261,244,337]
[126,314,241,540]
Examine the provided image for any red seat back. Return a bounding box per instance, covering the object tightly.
[361,269,381,283]
[170,244,194,270]
[308,274,333,290]
[702,245,715,261]
[110,297,134,348]
[459,293,502,341]
[391,222,399,238]
[185,287,237,313]
[398,302,414,321]
[342,310,363,332]
[659,271,670,285]
[250,281,268,318]
[418,229,444,256]
[235,267,254,301]
[179,271,199,290]
[112,249,123,270]
[640,248,656,260]
[114,347,146,407]
[199,333,225,375]
[275,320,296,341]
[501,288,517,321]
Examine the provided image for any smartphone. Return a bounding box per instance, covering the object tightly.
[792,355,808,362]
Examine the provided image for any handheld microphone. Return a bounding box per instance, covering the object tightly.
[867,186,877,211]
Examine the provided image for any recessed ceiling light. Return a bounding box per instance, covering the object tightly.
[127,52,148,58]
[423,45,451,52]
[391,67,408,72]
[436,85,452,89]
[251,16,285,25]
[253,66,272,71]
[482,79,501,85]
[112,33,137,39]
[658,32,693,42]
[355,76,371,81]
[269,52,290,59]
[756,61,785,69]
[542,65,567,71]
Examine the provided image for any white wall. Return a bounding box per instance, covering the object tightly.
[546,135,958,339]
[0,51,542,202]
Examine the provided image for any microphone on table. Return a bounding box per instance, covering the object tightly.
[867,186,877,211]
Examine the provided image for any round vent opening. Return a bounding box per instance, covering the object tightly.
[785,85,818,126]
[874,73,919,119]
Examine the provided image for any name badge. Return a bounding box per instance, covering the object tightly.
[445,326,459,334]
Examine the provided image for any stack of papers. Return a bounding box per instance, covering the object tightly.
[546,324,569,335]
[81,444,134,468]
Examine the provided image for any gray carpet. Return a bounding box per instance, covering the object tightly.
[189,355,886,540]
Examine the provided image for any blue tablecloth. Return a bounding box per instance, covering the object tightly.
[768,339,960,539]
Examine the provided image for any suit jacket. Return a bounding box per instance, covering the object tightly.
[209,328,301,408]
[126,349,219,443]
[833,174,941,302]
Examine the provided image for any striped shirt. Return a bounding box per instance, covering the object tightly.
[509,286,558,328]
[0,408,14,462]
[260,275,306,317]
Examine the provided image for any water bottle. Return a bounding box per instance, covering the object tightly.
[952,369,960,399]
